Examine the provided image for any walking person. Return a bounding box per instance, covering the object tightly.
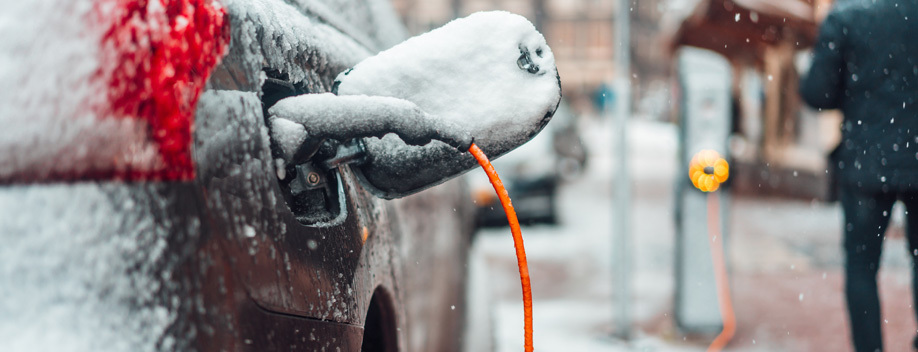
[800,1,918,351]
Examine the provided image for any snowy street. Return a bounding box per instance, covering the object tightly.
[469,118,918,352]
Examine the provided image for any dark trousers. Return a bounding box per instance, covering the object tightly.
[841,186,918,352]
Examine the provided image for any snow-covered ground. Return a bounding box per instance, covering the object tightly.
[467,117,918,351]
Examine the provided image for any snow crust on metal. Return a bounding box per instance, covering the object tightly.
[0,0,416,350]
[264,11,561,198]
[285,0,408,51]
[0,185,179,352]
[334,11,560,152]
[0,1,163,181]
[269,93,473,152]
[223,0,373,89]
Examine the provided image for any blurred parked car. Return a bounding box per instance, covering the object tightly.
[0,1,476,351]
[472,101,587,226]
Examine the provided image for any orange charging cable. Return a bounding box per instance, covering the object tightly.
[469,143,534,352]
[689,150,735,352]
[706,193,735,352]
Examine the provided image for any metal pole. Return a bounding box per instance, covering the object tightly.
[613,0,632,341]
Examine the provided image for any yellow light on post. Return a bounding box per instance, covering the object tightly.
[689,150,729,192]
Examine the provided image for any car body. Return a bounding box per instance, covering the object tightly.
[0,1,475,351]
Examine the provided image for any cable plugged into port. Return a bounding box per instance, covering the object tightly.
[263,11,564,349]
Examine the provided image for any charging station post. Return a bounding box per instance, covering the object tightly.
[674,47,733,334]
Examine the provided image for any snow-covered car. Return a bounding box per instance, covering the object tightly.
[0,1,478,351]
[472,101,586,226]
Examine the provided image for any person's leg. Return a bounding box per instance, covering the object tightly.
[899,192,918,350]
[841,186,896,352]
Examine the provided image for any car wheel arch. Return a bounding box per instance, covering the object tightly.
[361,285,400,352]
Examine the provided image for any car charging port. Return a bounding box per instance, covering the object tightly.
[261,69,346,226]
[280,157,343,225]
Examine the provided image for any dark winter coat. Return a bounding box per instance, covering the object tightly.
[800,0,918,192]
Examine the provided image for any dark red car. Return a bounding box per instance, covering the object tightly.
[0,1,477,351]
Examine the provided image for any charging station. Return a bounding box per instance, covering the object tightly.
[674,47,733,333]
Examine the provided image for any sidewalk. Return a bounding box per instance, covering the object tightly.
[469,118,918,351]
[726,196,916,352]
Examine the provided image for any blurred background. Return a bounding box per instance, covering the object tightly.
[388,0,917,351]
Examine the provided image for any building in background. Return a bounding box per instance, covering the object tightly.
[391,0,671,119]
